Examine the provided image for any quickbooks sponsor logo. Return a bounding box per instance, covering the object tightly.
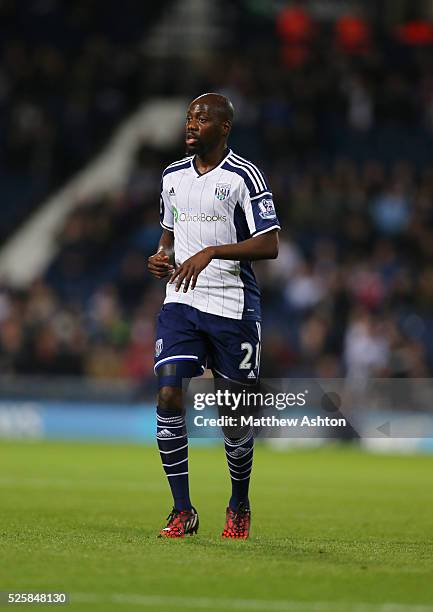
[173,206,227,223]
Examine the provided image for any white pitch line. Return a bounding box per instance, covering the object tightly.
[72,593,433,612]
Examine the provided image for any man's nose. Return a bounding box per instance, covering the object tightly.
[187,118,199,131]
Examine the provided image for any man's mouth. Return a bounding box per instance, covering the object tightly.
[186,134,199,145]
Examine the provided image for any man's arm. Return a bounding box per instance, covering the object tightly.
[147,229,175,279]
[170,229,279,292]
[209,229,278,261]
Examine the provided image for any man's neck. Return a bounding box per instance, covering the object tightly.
[195,145,228,174]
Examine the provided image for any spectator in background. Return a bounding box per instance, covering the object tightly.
[370,180,411,235]
[344,309,389,380]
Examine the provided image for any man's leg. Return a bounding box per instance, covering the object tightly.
[205,315,261,538]
[216,380,255,538]
[224,425,254,511]
[156,361,200,538]
[221,422,254,539]
[215,377,255,514]
[157,380,191,511]
[153,304,207,537]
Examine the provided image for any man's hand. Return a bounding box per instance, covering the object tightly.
[169,247,214,292]
[148,248,174,279]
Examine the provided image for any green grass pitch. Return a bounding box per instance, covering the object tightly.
[1,440,433,611]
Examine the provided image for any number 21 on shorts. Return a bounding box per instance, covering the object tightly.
[239,322,261,371]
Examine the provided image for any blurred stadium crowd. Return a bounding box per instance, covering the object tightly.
[0,0,164,244]
[2,1,433,386]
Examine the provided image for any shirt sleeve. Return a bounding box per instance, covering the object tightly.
[159,178,174,231]
[239,173,281,237]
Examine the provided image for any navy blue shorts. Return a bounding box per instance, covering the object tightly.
[154,303,261,384]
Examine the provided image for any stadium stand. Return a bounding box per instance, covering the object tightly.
[1,1,433,386]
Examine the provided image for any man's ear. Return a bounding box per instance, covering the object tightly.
[222,120,232,136]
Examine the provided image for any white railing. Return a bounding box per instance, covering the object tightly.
[0,98,187,287]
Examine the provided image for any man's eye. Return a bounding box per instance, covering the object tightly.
[199,118,207,123]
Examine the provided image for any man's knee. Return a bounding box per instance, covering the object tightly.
[158,386,183,411]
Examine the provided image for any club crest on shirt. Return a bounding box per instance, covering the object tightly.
[155,338,163,358]
[215,183,231,201]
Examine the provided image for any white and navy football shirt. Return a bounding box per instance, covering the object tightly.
[159,149,281,320]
